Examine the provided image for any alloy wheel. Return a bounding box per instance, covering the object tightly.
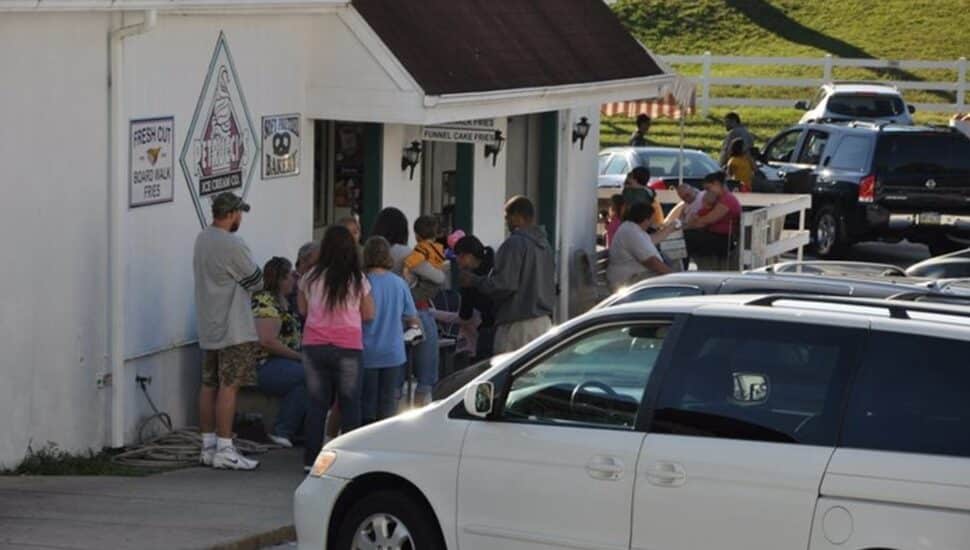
[353,513,414,550]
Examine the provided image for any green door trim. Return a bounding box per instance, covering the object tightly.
[455,143,475,232]
[538,111,558,246]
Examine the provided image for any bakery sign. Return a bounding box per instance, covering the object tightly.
[180,32,258,227]
[261,114,301,179]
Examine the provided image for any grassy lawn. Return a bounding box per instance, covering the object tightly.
[603,0,968,155]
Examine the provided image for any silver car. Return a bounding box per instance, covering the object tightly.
[597,146,720,190]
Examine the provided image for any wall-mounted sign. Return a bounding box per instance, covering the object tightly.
[129,117,175,208]
[262,114,301,179]
[421,118,500,145]
[180,31,258,227]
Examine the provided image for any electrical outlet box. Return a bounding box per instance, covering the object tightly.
[96,372,113,389]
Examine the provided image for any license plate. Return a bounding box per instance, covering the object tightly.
[919,212,941,225]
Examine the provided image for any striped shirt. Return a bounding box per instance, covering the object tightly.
[193,226,263,349]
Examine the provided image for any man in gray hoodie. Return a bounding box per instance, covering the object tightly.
[467,196,556,354]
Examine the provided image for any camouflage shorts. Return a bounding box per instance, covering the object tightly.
[201,342,261,388]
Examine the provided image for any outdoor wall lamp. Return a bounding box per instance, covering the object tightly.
[572,117,591,150]
[401,141,422,180]
[484,130,505,166]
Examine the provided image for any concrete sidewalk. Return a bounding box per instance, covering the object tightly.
[0,449,303,550]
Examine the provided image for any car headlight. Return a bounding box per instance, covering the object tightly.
[309,450,337,478]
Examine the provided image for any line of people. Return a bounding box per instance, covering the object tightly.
[192,192,555,471]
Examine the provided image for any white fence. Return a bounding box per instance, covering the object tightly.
[661,53,968,116]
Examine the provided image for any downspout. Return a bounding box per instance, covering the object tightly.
[108,10,157,448]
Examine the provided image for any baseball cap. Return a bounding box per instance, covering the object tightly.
[211,192,250,217]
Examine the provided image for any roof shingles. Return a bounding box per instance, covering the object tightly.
[352,0,663,96]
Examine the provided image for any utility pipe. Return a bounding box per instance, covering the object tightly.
[108,9,156,448]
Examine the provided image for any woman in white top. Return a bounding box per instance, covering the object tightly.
[607,201,674,291]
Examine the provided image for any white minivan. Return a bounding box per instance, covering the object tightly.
[294,294,970,550]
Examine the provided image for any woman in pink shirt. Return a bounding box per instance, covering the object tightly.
[684,171,742,258]
[298,225,375,469]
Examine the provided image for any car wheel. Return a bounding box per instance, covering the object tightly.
[812,205,846,258]
[335,490,442,550]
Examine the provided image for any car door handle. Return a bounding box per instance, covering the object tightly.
[586,456,625,481]
[645,462,687,487]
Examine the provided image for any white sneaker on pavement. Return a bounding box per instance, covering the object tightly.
[200,446,216,467]
[212,446,260,471]
[267,434,293,448]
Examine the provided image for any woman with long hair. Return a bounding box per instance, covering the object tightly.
[298,225,374,469]
[252,257,307,448]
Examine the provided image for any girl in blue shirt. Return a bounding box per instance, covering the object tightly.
[361,236,420,424]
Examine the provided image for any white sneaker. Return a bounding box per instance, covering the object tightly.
[267,434,293,448]
[200,446,216,467]
[212,446,260,471]
[403,326,424,345]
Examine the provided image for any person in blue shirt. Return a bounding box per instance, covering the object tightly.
[361,236,421,424]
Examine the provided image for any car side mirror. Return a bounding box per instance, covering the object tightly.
[464,381,494,418]
[907,104,916,114]
[794,100,809,110]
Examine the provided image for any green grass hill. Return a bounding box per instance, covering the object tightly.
[603,0,970,154]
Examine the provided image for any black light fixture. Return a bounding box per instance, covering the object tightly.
[572,116,591,150]
[401,141,422,180]
[484,130,505,166]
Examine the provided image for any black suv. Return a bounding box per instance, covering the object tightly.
[759,122,970,257]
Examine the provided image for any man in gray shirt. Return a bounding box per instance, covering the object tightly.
[194,192,263,470]
[465,196,556,354]
[719,112,755,166]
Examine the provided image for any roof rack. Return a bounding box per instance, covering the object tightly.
[826,80,896,88]
[887,292,970,309]
[759,260,906,277]
[747,294,970,321]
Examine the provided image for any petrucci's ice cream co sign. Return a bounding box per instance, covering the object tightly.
[180,32,258,228]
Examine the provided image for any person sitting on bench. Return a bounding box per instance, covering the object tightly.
[684,171,742,260]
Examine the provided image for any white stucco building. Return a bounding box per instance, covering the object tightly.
[0,0,678,466]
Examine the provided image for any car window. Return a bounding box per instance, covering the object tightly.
[504,323,669,429]
[826,93,905,118]
[797,130,830,165]
[605,155,631,176]
[809,89,827,109]
[651,317,858,445]
[875,134,960,175]
[634,151,719,179]
[829,135,872,172]
[610,286,704,306]
[598,153,611,175]
[841,331,970,458]
[764,130,802,163]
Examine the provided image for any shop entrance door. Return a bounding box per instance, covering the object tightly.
[312,121,382,240]
[420,141,474,236]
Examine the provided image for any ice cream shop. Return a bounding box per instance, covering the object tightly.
[0,0,681,465]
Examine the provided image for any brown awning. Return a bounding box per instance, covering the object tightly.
[352,0,664,96]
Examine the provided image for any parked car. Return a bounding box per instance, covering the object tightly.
[906,247,970,278]
[594,268,945,309]
[597,146,720,190]
[758,122,970,257]
[294,293,970,550]
[795,82,915,125]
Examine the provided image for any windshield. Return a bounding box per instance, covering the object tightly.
[827,93,905,118]
[635,150,719,179]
